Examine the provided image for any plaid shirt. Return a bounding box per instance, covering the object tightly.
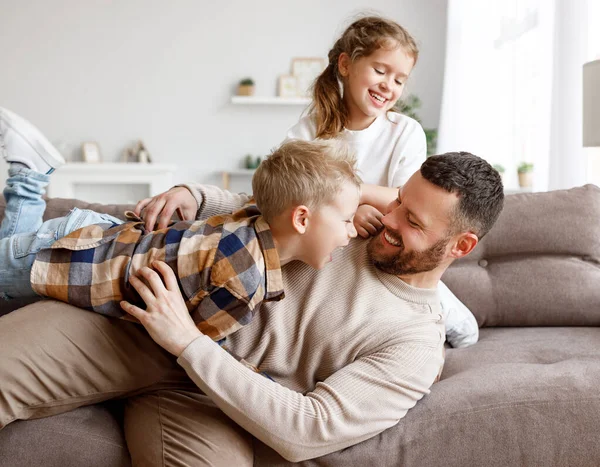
[31,204,285,341]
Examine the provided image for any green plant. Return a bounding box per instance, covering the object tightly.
[493,164,505,174]
[517,162,534,173]
[239,78,255,86]
[393,94,437,156]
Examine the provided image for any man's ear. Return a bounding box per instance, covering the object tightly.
[449,232,478,259]
[291,205,310,234]
[338,53,351,77]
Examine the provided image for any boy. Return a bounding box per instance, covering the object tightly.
[0,107,361,341]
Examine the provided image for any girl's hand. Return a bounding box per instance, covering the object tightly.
[134,187,198,232]
[354,204,384,238]
[120,261,201,357]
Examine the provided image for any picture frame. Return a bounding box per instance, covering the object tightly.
[278,74,299,98]
[291,57,326,97]
[81,141,101,163]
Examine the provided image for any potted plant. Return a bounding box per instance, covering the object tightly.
[237,78,255,96]
[493,164,506,184]
[517,162,534,188]
[394,94,437,156]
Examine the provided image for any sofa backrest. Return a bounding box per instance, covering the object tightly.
[443,184,600,327]
[2,187,600,327]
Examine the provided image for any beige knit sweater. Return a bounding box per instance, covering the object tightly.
[176,184,445,462]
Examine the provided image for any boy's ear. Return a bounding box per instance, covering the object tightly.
[449,232,478,259]
[291,205,310,234]
[338,53,351,77]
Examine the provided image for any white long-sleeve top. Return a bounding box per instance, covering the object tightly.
[176,184,445,462]
[285,112,427,187]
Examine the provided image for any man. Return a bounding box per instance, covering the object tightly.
[0,112,504,465]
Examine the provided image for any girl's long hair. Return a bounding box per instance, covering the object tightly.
[310,16,419,139]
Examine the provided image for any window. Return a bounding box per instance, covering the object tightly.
[586,0,600,185]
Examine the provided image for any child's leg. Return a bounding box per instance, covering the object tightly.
[0,167,49,239]
[0,106,65,238]
[0,208,124,300]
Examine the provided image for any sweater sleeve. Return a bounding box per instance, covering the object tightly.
[389,119,427,188]
[177,326,443,462]
[179,184,253,220]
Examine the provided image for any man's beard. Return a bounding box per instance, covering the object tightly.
[367,230,449,276]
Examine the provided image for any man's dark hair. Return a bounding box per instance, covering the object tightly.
[420,152,504,239]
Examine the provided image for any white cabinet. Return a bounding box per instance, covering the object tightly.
[47,163,177,204]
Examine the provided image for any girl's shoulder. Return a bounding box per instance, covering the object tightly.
[384,111,423,130]
[382,111,426,141]
[285,115,317,141]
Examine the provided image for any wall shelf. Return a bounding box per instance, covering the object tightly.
[230,96,310,105]
[222,169,256,190]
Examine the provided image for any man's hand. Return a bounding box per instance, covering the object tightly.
[354,204,384,238]
[120,261,202,357]
[134,187,198,231]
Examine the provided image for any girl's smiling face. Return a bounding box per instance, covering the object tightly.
[338,43,415,130]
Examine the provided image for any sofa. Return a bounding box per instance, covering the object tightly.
[1,184,599,467]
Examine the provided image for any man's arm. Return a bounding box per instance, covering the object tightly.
[179,183,252,221]
[177,327,443,462]
[122,261,443,462]
[134,184,254,231]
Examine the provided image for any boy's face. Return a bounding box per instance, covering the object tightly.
[300,181,360,269]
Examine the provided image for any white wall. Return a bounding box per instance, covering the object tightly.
[0,0,447,195]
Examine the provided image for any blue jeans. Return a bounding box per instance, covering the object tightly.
[0,167,123,299]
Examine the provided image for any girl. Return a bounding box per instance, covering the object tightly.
[285,16,427,238]
[284,18,478,347]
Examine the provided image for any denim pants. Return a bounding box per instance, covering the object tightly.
[0,167,123,299]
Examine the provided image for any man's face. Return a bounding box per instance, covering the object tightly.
[367,172,459,276]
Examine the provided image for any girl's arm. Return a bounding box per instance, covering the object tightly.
[360,184,399,213]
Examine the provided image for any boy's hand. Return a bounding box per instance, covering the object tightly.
[134,187,198,231]
[354,204,384,238]
[120,261,201,357]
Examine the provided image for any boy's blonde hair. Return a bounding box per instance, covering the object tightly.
[310,15,419,139]
[252,139,361,222]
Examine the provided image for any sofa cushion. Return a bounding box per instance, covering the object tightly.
[254,326,600,466]
[0,402,130,467]
[442,184,600,327]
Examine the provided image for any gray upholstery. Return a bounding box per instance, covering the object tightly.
[443,185,600,327]
[1,185,599,466]
[0,403,130,467]
[255,327,600,466]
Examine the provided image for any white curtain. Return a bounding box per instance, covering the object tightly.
[437,0,589,191]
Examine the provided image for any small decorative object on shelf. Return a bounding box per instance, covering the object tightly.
[122,140,152,163]
[291,57,326,97]
[81,141,102,163]
[244,154,262,169]
[278,75,299,97]
[492,164,506,183]
[517,162,534,188]
[237,78,255,96]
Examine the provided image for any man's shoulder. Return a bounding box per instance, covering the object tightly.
[280,238,386,296]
